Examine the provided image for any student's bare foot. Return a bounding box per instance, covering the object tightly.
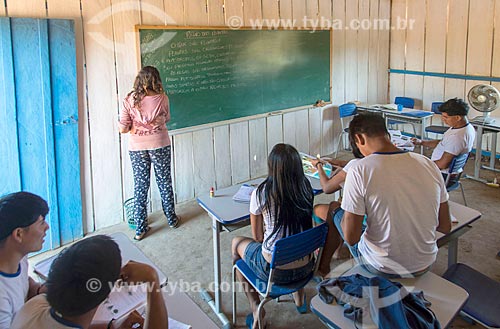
[333,244,351,260]
[249,308,266,329]
[317,267,330,279]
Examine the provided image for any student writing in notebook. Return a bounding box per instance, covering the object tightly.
[328,113,451,277]
[11,235,168,329]
[0,192,49,329]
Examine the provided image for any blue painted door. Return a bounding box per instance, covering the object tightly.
[0,17,82,251]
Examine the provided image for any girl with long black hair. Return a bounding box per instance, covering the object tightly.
[232,143,315,328]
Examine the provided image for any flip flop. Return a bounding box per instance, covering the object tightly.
[168,216,180,228]
[133,226,151,241]
[245,313,253,329]
[312,275,324,284]
[296,293,308,314]
[246,313,267,329]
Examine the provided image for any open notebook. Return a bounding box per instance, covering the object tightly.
[232,184,256,203]
[94,284,191,328]
[300,152,333,179]
[389,130,415,152]
[372,103,399,110]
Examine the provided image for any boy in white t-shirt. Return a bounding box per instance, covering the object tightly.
[0,192,49,329]
[329,113,452,277]
[412,98,476,171]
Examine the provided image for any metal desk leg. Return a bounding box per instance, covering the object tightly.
[419,118,424,155]
[468,125,487,182]
[420,118,426,155]
[200,217,231,329]
[482,132,500,172]
[448,238,458,268]
[490,133,496,169]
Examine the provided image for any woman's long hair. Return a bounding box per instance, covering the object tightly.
[130,66,164,109]
[257,144,313,250]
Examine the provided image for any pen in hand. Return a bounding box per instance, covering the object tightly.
[315,154,328,165]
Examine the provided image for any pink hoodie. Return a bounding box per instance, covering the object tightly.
[119,93,171,151]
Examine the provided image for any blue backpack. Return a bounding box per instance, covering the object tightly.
[317,274,441,329]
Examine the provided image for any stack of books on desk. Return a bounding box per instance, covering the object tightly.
[372,103,399,110]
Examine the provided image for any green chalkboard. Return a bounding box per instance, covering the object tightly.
[138,27,331,130]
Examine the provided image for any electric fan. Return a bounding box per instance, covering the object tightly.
[467,84,500,124]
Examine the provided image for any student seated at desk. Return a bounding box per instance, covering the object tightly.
[411,98,475,171]
[0,192,49,329]
[328,113,452,277]
[232,144,315,329]
[310,148,363,278]
[11,235,168,329]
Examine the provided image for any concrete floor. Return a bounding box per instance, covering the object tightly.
[30,150,500,329]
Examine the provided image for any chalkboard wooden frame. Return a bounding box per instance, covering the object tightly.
[135,25,332,131]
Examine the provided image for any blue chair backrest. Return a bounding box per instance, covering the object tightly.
[270,223,328,268]
[431,102,444,114]
[339,103,357,118]
[448,153,469,175]
[395,97,415,109]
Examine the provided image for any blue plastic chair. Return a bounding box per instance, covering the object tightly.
[443,263,500,328]
[232,223,328,329]
[389,97,417,137]
[335,103,357,157]
[444,153,469,206]
[425,102,448,136]
[394,96,415,109]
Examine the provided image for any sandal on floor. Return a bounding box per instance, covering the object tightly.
[296,294,308,314]
[168,216,180,228]
[246,313,267,329]
[245,313,253,329]
[312,275,324,284]
[133,226,151,241]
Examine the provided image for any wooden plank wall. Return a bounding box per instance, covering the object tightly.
[389,0,500,150]
[389,0,500,116]
[1,0,390,232]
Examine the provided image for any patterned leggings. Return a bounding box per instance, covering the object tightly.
[129,145,176,234]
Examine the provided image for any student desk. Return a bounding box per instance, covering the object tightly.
[196,176,323,328]
[162,286,219,329]
[356,105,433,137]
[469,120,500,182]
[310,265,469,329]
[356,105,433,154]
[438,202,481,268]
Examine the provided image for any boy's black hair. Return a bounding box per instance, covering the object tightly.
[0,192,49,241]
[46,235,122,317]
[348,112,389,150]
[439,98,469,116]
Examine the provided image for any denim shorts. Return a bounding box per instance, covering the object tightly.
[332,208,431,278]
[332,208,361,259]
[243,241,314,285]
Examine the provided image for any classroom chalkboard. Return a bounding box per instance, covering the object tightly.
[138,27,331,130]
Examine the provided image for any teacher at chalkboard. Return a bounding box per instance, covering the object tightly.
[118,66,180,241]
